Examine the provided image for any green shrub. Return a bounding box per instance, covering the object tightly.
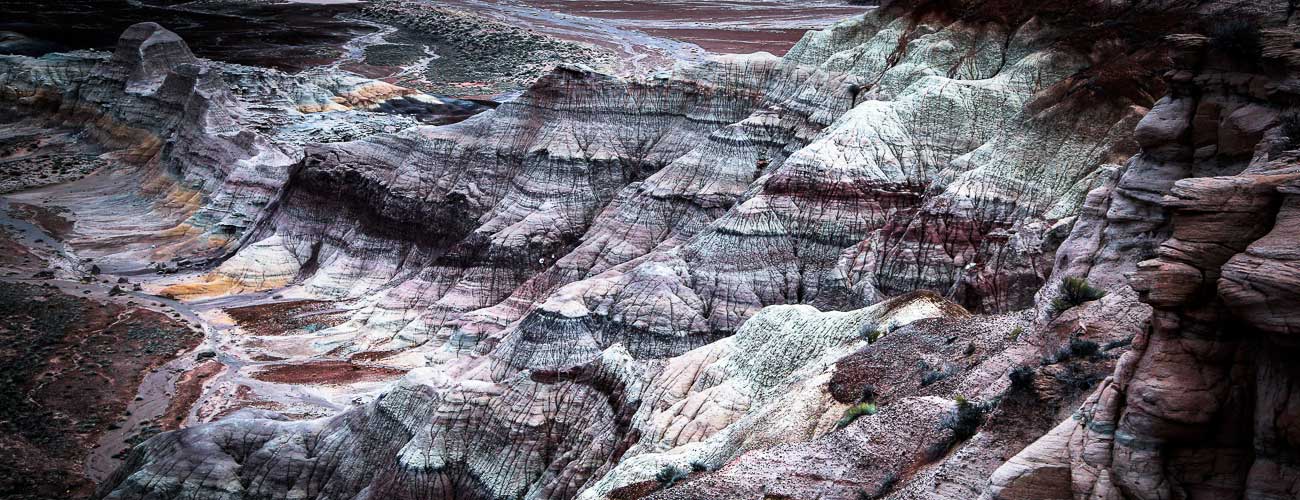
[1068,338,1100,358]
[1103,336,1133,351]
[1008,365,1035,392]
[863,320,894,343]
[689,460,710,473]
[924,396,989,462]
[1054,364,1104,399]
[836,402,879,429]
[655,464,688,488]
[1050,277,1106,315]
[1043,336,1102,365]
[1007,325,1024,341]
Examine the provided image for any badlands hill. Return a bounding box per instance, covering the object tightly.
[1,0,1298,499]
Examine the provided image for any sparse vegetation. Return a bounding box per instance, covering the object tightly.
[836,402,879,429]
[860,385,878,404]
[1054,364,1105,399]
[1103,336,1133,351]
[924,396,989,462]
[857,472,899,500]
[1068,337,1100,358]
[1008,365,1036,392]
[689,460,711,473]
[1050,277,1106,315]
[862,320,893,343]
[655,464,689,488]
[1007,325,1024,341]
[1042,336,1102,365]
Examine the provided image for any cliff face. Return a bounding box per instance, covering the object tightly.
[2,1,1298,500]
[988,20,1300,500]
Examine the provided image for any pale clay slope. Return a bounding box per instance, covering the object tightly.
[90,8,1150,500]
[2,1,1298,499]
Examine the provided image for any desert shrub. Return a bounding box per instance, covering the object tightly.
[1055,364,1104,399]
[857,472,899,500]
[946,396,986,440]
[1043,337,1102,365]
[1050,277,1106,315]
[1103,336,1133,351]
[836,402,879,429]
[689,460,710,473]
[925,396,989,461]
[655,465,688,488]
[863,320,897,343]
[1207,18,1263,65]
[1007,325,1024,341]
[1068,337,1100,358]
[860,384,878,404]
[1008,365,1035,392]
[1280,113,1300,150]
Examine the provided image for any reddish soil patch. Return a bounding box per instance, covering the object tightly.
[209,385,286,421]
[251,361,406,385]
[639,27,813,54]
[9,202,74,239]
[223,300,347,336]
[349,350,405,363]
[0,282,200,499]
[0,227,43,272]
[609,479,662,500]
[160,360,223,428]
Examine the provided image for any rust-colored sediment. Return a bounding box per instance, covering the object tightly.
[250,361,406,385]
[223,300,348,336]
[8,202,75,239]
[0,283,200,497]
[161,360,224,429]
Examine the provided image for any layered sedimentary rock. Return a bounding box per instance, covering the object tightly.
[987,17,1300,499]
[85,2,1199,499]
[0,19,482,484]
[0,21,471,270]
[3,0,1298,499]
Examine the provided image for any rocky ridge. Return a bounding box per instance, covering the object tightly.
[0,1,1297,499]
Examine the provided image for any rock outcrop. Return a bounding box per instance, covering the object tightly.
[986,8,1300,500]
[85,3,1174,498]
[2,1,1298,499]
